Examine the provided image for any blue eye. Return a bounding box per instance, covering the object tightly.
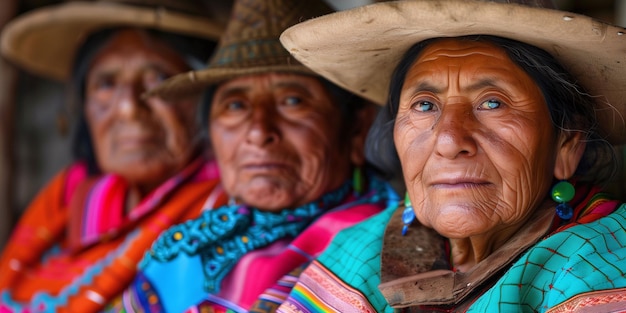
[479,99,501,110]
[415,101,435,112]
[284,96,302,106]
[227,100,245,110]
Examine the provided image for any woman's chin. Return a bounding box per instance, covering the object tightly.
[426,212,492,239]
[239,188,297,212]
[243,196,295,212]
[113,163,177,186]
[433,226,479,240]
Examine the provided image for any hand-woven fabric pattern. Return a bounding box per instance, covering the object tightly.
[279,203,399,313]
[141,180,352,293]
[116,174,395,313]
[278,196,626,312]
[468,203,626,312]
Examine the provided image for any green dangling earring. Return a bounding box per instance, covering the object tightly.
[402,192,416,236]
[353,167,364,197]
[551,180,575,220]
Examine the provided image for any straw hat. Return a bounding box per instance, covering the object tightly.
[0,0,227,81]
[146,0,334,99]
[280,0,626,144]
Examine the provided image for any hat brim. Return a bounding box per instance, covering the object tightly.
[1,2,224,81]
[280,0,626,144]
[146,64,315,100]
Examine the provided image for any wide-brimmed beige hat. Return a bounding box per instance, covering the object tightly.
[146,0,334,99]
[0,0,227,81]
[280,0,626,144]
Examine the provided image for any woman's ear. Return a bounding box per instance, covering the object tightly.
[350,102,379,166]
[554,130,586,180]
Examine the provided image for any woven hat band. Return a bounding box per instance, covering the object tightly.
[209,38,300,68]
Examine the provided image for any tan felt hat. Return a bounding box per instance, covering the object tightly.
[280,0,626,144]
[0,0,226,81]
[146,0,335,100]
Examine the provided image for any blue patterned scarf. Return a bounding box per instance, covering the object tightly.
[139,177,389,293]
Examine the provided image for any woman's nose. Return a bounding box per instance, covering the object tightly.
[116,84,148,119]
[433,105,478,159]
[246,108,280,147]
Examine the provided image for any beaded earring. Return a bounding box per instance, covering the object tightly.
[551,180,575,220]
[353,167,363,197]
[402,192,415,236]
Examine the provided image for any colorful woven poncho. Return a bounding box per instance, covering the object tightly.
[0,158,225,312]
[278,185,626,312]
[111,174,398,313]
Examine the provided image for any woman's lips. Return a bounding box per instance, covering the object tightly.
[430,177,491,189]
[116,135,159,150]
[242,162,290,172]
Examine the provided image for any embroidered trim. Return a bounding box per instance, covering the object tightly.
[546,287,626,313]
[283,261,377,313]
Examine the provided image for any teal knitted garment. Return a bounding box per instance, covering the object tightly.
[315,204,626,312]
[468,203,626,312]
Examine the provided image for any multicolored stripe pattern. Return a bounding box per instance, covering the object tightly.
[280,261,377,313]
[123,174,396,313]
[0,158,224,312]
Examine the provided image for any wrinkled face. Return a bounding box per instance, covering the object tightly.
[395,39,558,239]
[85,29,199,190]
[210,73,354,212]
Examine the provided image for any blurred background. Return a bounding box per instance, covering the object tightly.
[0,0,624,249]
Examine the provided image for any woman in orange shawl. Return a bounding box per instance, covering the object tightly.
[0,1,227,311]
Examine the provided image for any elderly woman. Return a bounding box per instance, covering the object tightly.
[106,0,398,312]
[277,0,626,311]
[0,1,227,312]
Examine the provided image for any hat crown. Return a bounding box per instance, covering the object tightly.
[1,0,225,81]
[207,0,333,69]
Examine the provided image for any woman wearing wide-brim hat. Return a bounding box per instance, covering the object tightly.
[277,0,626,311]
[0,1,229,312]
[108,0,400,311]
